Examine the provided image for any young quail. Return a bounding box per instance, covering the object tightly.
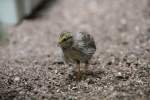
[58,31,96,81]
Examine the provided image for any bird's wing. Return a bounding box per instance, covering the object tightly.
[73,32,96,56]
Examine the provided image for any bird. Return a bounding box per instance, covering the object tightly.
[58,31,96,81]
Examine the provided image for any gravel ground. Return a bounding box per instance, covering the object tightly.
[0,0,150,100]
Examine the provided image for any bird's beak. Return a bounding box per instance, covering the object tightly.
[58,38,62,47]
[57,40,62,47]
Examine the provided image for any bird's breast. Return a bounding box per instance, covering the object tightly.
[63,47,91,63]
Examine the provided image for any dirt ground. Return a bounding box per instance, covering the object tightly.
[0,0,150,100]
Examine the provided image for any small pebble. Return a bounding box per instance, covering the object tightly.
[72,86,78,90]
[55,70,58,74]
[117,72,122,77]
[14,76,20,82]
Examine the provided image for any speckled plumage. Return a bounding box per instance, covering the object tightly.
[59,32,96,64]
[58,31,96,80]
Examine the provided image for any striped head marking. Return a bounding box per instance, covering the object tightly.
[58,31,73,44]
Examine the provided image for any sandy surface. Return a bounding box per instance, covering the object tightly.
[0,0,150,99]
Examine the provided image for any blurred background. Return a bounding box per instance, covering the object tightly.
[0,0,150,99]
[0,0,150,57]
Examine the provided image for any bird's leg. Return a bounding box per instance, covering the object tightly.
[84,61,89,74]
[76,61,80,81]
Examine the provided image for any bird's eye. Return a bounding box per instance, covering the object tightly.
[61,36,72,42]
[63,38,67,41]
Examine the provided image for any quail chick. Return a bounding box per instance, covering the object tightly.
[58,31,96,81]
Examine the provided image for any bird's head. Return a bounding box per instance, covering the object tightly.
[58,31,73,48]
